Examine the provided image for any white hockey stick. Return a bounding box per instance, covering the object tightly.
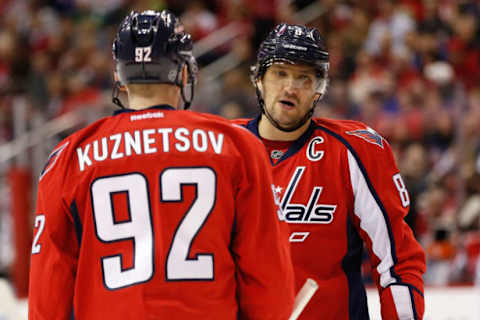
[289,278,319,320]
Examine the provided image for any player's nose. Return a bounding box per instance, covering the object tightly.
[283,86,299,100]
[283,77,304,96]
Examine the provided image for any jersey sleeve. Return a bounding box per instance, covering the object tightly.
[28,142,79,320]
[231,133,295,320]
[346,137,426,320]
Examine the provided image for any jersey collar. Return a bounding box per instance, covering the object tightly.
[246,114,316,165]
[113,104,175,116]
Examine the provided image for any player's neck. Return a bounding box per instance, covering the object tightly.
[258,115,311,141]
[127,85,180,110]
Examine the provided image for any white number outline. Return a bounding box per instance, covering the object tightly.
[91,173,154,290]
[32,215,46,254]
[393,173,410,208]
[91,168,216,290]
[161,167,216,281]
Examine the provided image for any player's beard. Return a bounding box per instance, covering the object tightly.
[265,99,312,131]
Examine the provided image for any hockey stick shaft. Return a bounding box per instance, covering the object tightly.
[289,278,318,320]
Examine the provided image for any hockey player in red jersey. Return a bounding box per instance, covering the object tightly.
[28,10,295,320]
[233,23,426,319]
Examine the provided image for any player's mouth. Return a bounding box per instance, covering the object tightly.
[278,99,297,109]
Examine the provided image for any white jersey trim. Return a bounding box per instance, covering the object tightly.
[347,150,396,288]
[391,285,415,319]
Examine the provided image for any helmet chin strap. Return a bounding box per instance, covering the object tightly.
[255,86,316,133]
[181,83,193,110]
[112,81,127,109]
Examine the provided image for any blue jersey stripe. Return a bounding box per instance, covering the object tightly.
[342,215,369,319]
[70,201,83,246]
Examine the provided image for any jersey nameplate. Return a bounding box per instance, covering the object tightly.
[76,128,224,171]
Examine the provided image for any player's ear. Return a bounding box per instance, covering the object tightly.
[181,65,188,87]
[113,71,127,92]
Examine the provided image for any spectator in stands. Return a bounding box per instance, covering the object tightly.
[401,143,429,235]
[1,0,480,289]
[425,228,456,285]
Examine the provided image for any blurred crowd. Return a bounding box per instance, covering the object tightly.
[0,0,480,287]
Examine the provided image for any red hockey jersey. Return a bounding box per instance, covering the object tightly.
[29,105,295,320]
[234,116,426,320]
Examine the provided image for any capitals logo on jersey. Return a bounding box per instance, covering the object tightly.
[346,127,384,148]
[276,166,336,224]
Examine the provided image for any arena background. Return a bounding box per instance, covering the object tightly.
[0,0,479,318]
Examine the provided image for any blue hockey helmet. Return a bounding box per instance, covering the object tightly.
[251,23,329,97]
[112,10,198,108]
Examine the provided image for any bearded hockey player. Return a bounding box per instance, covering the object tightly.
[233,23,426,320]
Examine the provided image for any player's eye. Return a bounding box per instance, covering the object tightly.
[297,74,313,87]
[275,70,288,77]
[298,74,310,81]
